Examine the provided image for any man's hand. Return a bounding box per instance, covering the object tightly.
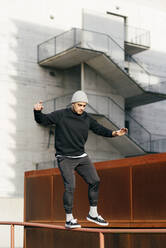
[112,128,128,137]
[34,101,44,111]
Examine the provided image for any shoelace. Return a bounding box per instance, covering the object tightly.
[70,218,78,224]
[97,215,104,221]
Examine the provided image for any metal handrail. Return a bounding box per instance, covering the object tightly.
[0,221,104,248]
[125,24,150,47]
[86,104,147,153]
[37,27,166,93]
[38,27,149,72]
[2,221,166,248]
[151,138,166,153]
[78,27,151,75]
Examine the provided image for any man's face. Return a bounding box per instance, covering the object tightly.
[72,102,87,115]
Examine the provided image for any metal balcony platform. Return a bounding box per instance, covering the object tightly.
[39,46,143,99]
[39,47,100,69]
[125,42,150,55]
[126,91,166,109]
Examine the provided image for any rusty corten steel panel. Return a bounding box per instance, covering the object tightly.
[131,233,166,248]
[25,228,100,248]
[25,228,166,248]
[133,164,166,220]
[25,228,54,248]
[104,233,166,248]
[104,233,130,248]
[52,174,65,220]
[25,176,52,221]
[97,167,131,220]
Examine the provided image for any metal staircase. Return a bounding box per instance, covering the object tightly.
[38,28,166,109]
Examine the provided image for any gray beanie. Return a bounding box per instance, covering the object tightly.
[71,90,88,103]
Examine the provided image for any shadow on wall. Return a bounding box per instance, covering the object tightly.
[0,18,66,199]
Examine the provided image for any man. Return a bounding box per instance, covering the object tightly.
[34,90,128,229]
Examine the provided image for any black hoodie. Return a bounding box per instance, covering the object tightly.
[34,108,113,156]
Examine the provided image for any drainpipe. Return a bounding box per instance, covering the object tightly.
[81,62,85,91]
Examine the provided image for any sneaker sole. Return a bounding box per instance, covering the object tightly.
[86,217,109,226]
[65,224,81,229]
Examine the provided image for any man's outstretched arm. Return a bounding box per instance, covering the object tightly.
[89,116,128,137]
[34,101,56,126]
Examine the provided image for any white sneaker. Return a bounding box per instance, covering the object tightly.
[87,214,109,226]
[65,219,81,229]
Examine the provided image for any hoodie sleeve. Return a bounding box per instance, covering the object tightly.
[89,116,113,137]
[34,109,63,126]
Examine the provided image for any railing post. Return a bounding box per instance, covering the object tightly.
[73,28,76,45]
[11,224,15,248]
[35,163,39,170]
[37,44,39,63]
[107,96,110,119]
[53,98,56,111]
[107,35,110,56]
[99,232,105,248]
[149,132,152,152]
[54,37,56,56]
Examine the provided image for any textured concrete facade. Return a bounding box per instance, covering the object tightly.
[0,0,166,247]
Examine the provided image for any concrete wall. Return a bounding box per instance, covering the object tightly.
[0,0,166,247]
[82,9,125,67]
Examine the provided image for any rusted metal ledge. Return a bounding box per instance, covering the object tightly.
[2,221,166,232]
[2,221,166,248]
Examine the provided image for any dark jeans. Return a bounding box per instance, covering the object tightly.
[57,156,100,214]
